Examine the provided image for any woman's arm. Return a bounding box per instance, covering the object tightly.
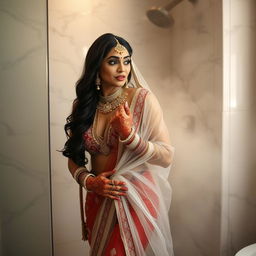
[68,157,80,176]
[115,91,174,168]
[142,91,174,167]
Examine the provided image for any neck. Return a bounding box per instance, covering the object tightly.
[99,87,123,104]
[101,86,122,97]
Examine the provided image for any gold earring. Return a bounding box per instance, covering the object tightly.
[96,73,101,90]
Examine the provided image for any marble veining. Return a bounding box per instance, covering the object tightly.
[0,6,46,70]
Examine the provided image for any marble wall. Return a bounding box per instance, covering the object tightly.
[49,0,222,255]
[221,0,256,255]
[1,1,254,255]
[0,0,52,255]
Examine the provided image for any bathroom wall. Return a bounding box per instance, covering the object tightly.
[49,0,222,255]
[168,1,222,255]
[0,0,52,255]
[221,0,256,255]
[1,1,254,255]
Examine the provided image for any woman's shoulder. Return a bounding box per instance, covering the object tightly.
[124,87,150,97]
[124,87,150,105]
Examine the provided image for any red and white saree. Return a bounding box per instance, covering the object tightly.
[82,87,174,256]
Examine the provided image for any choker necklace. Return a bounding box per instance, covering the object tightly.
[97,88,127,113]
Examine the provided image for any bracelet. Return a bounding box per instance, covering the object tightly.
[83,173,96,192]
[125,133,140,150]
[119,127,135,143]
[73,167,87,183]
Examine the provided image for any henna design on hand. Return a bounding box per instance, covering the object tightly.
[86,170,128,200]
[110,101,133,139]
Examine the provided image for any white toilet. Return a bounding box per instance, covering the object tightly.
[235,244,256,256]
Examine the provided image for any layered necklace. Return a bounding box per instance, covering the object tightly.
[97,88,127,114]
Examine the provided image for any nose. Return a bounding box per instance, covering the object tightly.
[117,62,125,72]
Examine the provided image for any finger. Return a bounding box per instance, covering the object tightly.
[101,169,116,178]
[118,104,127,117]
[110,114,117,124]
[114,107,121,116]
[109,190,127,197]
[102,191,120,200]
[124,101,131,115]
[110,113,120,125]
[108,195,120,201]
[118,104,124,111]
[113,179,127,187]
[106,184,128,191]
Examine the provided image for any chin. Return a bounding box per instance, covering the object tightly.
[114,82,125,88]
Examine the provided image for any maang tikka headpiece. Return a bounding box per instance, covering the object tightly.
[114,38,126,55]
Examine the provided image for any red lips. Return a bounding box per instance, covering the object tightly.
[115,76,125,81]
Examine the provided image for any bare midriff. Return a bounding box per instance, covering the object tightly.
[91,149,118,175]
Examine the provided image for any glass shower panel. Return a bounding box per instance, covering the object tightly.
[0,0,52,255]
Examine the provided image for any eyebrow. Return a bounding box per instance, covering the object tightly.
[106,55,130,60]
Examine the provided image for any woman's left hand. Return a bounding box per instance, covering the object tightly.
[110,101,133,140]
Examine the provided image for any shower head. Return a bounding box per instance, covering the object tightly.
[146,7,175,28]
[146,0,198,28]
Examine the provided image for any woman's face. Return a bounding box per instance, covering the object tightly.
[99,46,131,93]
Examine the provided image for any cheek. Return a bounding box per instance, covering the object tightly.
[100,66,114,80]
[126,65,131,73]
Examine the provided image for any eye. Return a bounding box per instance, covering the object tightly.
[108,59,117,65]
[124,59,131,65]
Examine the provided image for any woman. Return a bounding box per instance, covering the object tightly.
[62,33,174,256]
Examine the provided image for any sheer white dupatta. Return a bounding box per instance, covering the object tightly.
[112,61,175,256]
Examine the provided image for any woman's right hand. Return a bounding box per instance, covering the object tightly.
[86,170,128,200]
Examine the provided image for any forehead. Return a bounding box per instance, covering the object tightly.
[105,46,130,58]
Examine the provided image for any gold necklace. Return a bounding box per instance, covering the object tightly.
[97,88,127,114]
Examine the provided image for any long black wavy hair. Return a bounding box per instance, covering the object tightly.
[62,33,133,166]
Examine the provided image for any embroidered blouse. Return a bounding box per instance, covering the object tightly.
[83,124,119,155]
